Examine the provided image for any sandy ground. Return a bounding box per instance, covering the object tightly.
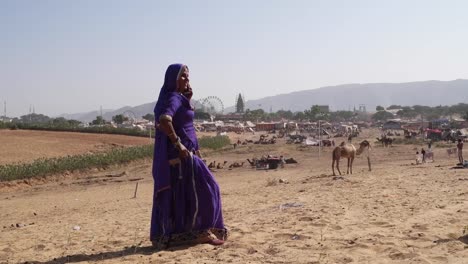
[1,129,467,263]
[0,130,152,165]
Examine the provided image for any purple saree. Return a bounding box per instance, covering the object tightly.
[150,64,227,247]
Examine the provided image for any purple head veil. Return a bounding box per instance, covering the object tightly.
[154,63,185,121]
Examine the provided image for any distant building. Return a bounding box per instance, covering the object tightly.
[317,105,330,113]
[255,122,278,131]
[383,120,402,130]
[429,118,449,129]
[216,113,244,121]
[358,104,367,113]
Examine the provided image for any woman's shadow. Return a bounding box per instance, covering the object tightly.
[24,244,195,264]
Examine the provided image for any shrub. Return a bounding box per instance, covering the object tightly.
[0,123,151,137]
[198,135,231,150]
[0,144,153,181]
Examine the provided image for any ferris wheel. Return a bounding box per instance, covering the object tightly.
[200,96,224,115]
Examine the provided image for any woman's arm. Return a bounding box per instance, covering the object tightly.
[159,117,190,159]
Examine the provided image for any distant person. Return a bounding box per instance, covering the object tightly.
[415,151,421,164]
[457,139,464,164]
[421,148,426,163]
[428,140,432,150]
[151,64,227,249]
[280,155,286,168]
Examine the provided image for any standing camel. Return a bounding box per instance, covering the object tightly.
[332,140,371,176]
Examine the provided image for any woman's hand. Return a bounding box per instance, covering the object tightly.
[176,142,191,159]
[183,84,193,100]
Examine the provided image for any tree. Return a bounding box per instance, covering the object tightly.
[376,105,385,111]
[91,116,105,125]
[425,111,441,121]
[293,111,306,121]
[330,111,354,122]
[304,105,328,121]
[112,114,129,125]
[387,105,402,110]
[276,110,293,120]
[396,107,418,119]
[372,111,394,122]
[463,111,468,121]
[194,109,210,120]
[244,109,265,121]
[51,117,81,127]
[142,113,155,122]
[67,119,82,127]
[52,117,68,126]
[450,103,468,116]
[235,93,245,113]
[412,105,431,116]
[19,113,51,124]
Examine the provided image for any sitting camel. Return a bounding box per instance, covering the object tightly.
[376,136,393,147]
[332,140,371,176]
[229,162,245,168]
[216,161,228,169]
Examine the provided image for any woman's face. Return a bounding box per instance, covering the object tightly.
[177,66,190,93]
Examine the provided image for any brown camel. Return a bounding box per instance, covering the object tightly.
[332,140,371,176]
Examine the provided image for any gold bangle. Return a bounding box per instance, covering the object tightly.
[173,136,182,148]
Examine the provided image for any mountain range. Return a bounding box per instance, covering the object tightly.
[59,79,468,122]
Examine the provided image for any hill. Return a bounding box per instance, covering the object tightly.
[60,79,468,122]
[58,100,204,123]
[226,79,468,112]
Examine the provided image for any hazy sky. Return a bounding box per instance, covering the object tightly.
[1,0,468,117]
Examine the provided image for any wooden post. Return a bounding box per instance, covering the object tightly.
[367,148,372,171]
[133,182,139,198]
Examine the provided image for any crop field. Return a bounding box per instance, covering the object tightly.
[0,130,152,165]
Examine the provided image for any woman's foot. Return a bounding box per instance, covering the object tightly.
[151,240,168,250]
[206,238,225,246]
[196,235,225,246]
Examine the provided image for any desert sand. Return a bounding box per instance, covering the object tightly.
[1,129,467,263]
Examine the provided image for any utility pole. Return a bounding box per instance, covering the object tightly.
[318,119,321,159]
[100,105,103,125]
[149,126,152,142]
[3,101,6,120]
[421,114,424,140]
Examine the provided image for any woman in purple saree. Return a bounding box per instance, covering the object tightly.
[150,64,227,248]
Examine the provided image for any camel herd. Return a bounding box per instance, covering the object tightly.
[225,131,374,176]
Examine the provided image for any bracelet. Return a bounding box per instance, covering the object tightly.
[173,136,182,148]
